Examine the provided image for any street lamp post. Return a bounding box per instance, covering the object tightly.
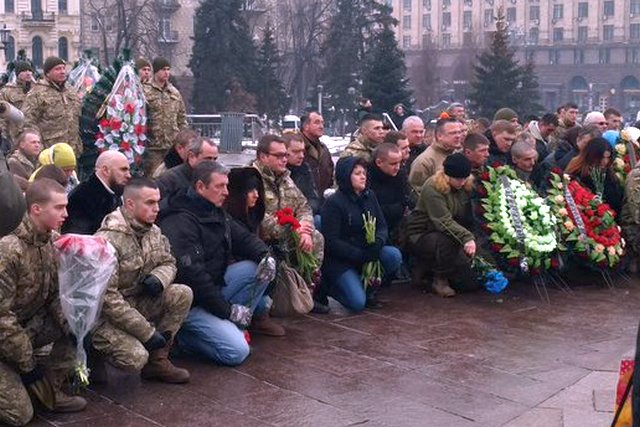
[317,84,323,115]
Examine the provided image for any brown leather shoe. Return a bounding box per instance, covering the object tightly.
[250,313,286,337]
[52,391,87,413]
[141,339,190,384]
[431,277,456,298]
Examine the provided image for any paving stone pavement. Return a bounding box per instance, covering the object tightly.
[27,274,639,427]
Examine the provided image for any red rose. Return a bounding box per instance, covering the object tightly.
[124,103,135,114]
[99,118,110,130]
[120,141,131,151]
[490,243,503,252]
[507,258,519,267]
[491,161,503,168]
[585,209,594,217]
[480,171,490,181]
[551,167,563,175]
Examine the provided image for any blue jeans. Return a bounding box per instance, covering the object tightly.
[176,261,269,366]
[331,246,402,312]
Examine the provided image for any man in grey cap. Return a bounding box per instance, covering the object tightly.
[142,57,188,176]
[0,61,33,144]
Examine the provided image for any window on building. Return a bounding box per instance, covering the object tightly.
[577,2,588,18]
[577,26,588,43]
[632,23,640,40]
[443,0,451,7]
[58,0,67,14]
[553,28,564,42]
[463,32,473,46]
[90,15,99,31]
[442,33,451,47]
[5,0,14,13]
[553,4,563,20]
[403,15,411,30]
[159,17,171,39]
[58,37,68,60]
[403,0,411,12]
[506,7,516,23]
[403,36,411,48]
[604,1,614,16]
[529,27,539,44]
[549,49,560,65]
[632,0,640,15]
[633,48,640,64]
[442,12,451,27]
[422,34,431,47]
[463,11,472,29]
[32,36,43,67]
[422,14,431,30]
[484,9,493,27]
[599,48,611,64]
[31,0,42,17]
[423,0,430,10]
[603,25,614,41]
[529,5,539,21]
[574,49,584,64]
[4,36,15,62]
[464,0,472,6]
[105,15,113,32]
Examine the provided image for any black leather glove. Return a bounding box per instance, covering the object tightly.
[143,331,167,351]
[20,366,44,386]
[363,245,380,262]
[141,274,164,297]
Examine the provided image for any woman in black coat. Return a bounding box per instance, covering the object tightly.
[320,156,402,312]
[224,167,265,234]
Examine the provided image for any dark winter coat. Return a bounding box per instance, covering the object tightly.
[157,163,192,201]
[0,151,25,237]
[367,162,412,232]
[288,162,321,214]
[570,169,624,215]
[301,131,334,197]
[321,156,388,284]
[163,147,183,170]
[158,188,269,320]
[407,143,427,171]
[485,129,511,167]
[62,173,121,234]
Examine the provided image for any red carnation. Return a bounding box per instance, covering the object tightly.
[507,258,519,267]
[134,124,146,135]
[490,243,503,252]
[99,118,110,130]
[124,103,135,114]
[491,161,503,168]
[480,171,490,181]
[120,141,131,151]
[550,258,559,269]
[551,167,563,175]
[476,186,488,198]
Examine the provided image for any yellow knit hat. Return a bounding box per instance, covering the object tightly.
[39,143,76,169]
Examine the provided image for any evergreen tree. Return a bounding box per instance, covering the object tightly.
[255,22,288,119]
[517,60,544,118]
[469,8,541,118]
[320,0,383,112]
[190,0,259,113]
[361,4,412,113]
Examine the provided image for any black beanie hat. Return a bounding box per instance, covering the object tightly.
[43,56,65,75]
[443,153,472,179]
[135,57,151,71]
[14,61,33,75]
[152,57,171,73]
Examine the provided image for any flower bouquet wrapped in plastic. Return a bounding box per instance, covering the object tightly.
[67,57,101,101]
[361,212,384,290]
[54,234,117,387]
[94,62,147,167]
[274,207,320,287]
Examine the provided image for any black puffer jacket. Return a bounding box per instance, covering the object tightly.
[367,163,412,232]
[288,161,321,214]
[158,188,268,319]
[321,156,388,284]
[62,173,121,234]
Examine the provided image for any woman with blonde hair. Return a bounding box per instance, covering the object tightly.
[406,153,478,297]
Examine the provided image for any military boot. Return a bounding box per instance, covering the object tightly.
[141,339,190,384]
[45,369,87,413]
[250,313,286,337]
[431,276,456,298]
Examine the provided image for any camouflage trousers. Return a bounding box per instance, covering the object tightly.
[623,224,640,257]
[142,149,168,178]
[92,284,192,372]
[312,229,325,265]
[0,312,75,426]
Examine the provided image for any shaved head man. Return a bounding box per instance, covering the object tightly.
[62,151,132,234]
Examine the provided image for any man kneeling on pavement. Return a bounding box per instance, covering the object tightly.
[92,178,193,383]
[159,161,278,367]
[0,179,86,426]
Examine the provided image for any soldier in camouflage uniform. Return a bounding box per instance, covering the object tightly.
[0,61,33,145]
[620,168,640,272]
[22,57,81,154]
[142,57,188,176]
[0,179,86,426]
[93,177,192,383]
[252,135,324,264]
[341,114,386,162]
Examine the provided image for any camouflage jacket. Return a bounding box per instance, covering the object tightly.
[340,134,377,162]
[0,81,30,142]
[143,81,188,152]
[22,78,81,153]
[621,168,640,227]
[96,208,176,342]
[0,215,66,372]
[252,160,314,241]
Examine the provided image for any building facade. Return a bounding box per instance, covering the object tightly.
[1,0,81,72]
[390,0,640,117]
